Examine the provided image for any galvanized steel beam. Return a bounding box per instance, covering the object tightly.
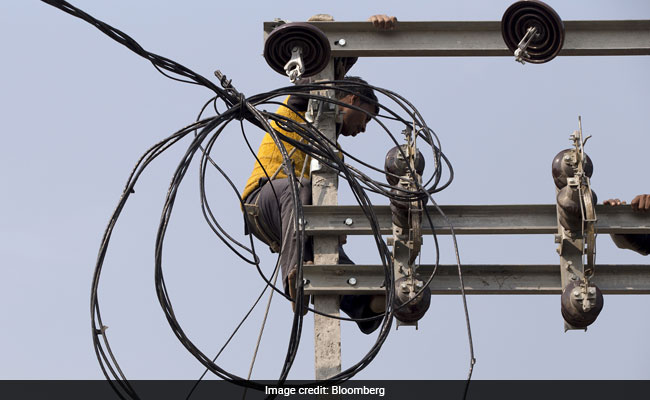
[302,204,650,235]
[263,20,650,58]
[303,264,650,295]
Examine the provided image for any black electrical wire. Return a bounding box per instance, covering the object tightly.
[87,80,463,397]
[41,0,473,397]
[40,0,231,102]
[88,82,461,396]
[185,257,283,399]
[88,83,424,394]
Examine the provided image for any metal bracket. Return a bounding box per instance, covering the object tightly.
[388,125,430,328]
[284,46,304,83]
[514,26,539,64]
[555,117,601,331]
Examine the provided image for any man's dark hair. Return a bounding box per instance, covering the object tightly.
[288,76,379,115]
[336,76,379,114]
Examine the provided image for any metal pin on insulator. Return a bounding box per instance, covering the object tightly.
[514,26,538,64]
[284,47,304,83]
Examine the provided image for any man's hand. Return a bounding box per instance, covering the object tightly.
[368,14,397,30]
[606,194,650,255]
[631,194,650,212]
[604,194,650,211]
[604,198,626,206]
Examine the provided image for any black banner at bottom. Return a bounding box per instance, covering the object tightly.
[1,380,649,399]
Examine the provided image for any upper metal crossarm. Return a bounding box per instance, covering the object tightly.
[264,20,650,57]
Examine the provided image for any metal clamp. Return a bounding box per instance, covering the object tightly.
[284,46,304,83]
[514,26,538,64]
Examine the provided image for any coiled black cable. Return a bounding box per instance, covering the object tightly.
[41,0,471,398]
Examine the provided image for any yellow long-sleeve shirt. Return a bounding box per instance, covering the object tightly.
[242,97,310,201]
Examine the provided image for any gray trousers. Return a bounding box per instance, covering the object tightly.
[243,178,379,334]
[244,178,352,293]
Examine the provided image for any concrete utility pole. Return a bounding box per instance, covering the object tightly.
[308,60,342,380]
[262,2,650,378]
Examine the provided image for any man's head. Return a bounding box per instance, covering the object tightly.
[336,76,378,137]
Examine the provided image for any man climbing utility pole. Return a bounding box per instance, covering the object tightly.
[242,14,396,335]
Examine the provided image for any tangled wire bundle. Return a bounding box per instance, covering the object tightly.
[41,1,474,399]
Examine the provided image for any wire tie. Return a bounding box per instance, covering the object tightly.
[95,325,109,335]
[237,93,248,121]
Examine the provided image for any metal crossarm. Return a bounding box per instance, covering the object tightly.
[263,20,650,58]
[261,12,650,380]
[303,264,650,295]
[302,204,650,235]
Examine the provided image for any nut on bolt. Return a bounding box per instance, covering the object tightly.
[336,38,347,46]
[344,218,354,226]
[347,277,357,286]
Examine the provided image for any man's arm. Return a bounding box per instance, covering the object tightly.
[604,194,650,255]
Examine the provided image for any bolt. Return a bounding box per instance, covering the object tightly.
[344,218,354,226]
[588,287,596,294]
[400,282,407,289]
[415,281,424,289]
[347,277,357,286]
[337,38,347,46]
[573,290,581,298]
[570,274,578,281]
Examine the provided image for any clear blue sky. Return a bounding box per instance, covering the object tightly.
[1,0,649,381]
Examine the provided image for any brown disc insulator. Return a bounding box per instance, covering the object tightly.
[552,149,593,189]
[384,145,425,185]
[561,281,604,329]
[390,202,410,228]
[501,0,565,64]
[393,277,431,323]
[556,186,597,231]
[263,22,331,78]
